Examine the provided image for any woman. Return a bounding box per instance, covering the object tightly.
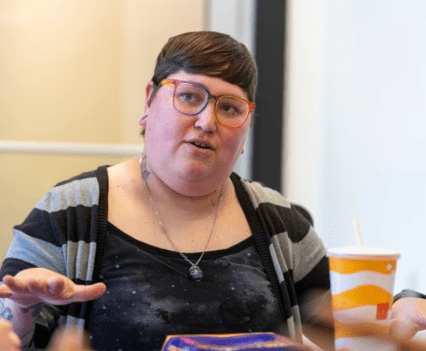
[0,31,330,350]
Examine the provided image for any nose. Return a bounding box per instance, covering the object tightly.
[194,99,217,133]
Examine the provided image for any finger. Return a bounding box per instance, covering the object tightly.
[389,318,418,341]
[9,331,22,350]
[28,278,49,294]
[0,284,13,297]
[0,320,22,350]
[47,277,67,295]
[73,283,107,302]
[2,275,30,293]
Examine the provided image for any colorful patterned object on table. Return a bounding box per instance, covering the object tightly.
[161,332,308,351]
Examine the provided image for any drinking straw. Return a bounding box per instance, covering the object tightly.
[355,218,365,247]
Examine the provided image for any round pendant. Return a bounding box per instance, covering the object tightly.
[188,265,203,282]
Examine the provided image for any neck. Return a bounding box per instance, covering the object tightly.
[138,155,225,215]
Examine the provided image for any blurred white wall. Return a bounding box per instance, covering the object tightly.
[285,0,426,294]
[207,0,256,179]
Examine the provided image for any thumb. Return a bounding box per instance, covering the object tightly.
[73,283,107,302]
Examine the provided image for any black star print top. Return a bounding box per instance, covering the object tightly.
[86,223,284,351]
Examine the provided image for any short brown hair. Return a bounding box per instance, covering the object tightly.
[151,31,258,102]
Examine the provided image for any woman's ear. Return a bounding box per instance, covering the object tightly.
[144,81,156,110]
[140,81,156,128]
[139,81,156,129]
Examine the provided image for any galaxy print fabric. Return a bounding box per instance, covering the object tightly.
[87,223,284,351]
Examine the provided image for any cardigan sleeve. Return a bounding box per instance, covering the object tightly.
[1,170,101,281]
[237,176,330,327]
[0,169,103,349]
[267,203,330,320]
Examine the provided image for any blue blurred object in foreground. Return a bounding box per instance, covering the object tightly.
[161,332,308,350]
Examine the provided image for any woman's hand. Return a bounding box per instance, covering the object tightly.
[0,318,21,351]
[0,268,106,307]
[47,328,93,351]
[390,297,426,340]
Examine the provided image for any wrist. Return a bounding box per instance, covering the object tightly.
[393,289,426,303]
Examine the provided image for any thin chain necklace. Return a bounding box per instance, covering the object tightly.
[139,156,223,282]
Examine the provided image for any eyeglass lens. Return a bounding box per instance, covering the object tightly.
[174,82,249,128]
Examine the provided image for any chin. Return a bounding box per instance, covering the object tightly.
[179,167,214,182]
[175,165,224,188]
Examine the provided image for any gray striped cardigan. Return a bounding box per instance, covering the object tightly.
[0,166,329,348]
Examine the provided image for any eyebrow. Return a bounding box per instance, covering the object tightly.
[186,80,209,91]
[186,80,247,100]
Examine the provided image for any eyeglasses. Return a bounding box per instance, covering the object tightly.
[159,79,255,129]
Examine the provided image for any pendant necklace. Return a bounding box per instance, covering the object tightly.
[140,156,223,282]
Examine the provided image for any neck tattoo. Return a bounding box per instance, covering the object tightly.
[139,154,223,282]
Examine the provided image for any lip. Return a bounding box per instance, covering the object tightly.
[185,138,216,151]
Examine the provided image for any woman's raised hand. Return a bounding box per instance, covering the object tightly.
[0,268,106,307]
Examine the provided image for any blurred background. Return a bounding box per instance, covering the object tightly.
[1,0,425,295]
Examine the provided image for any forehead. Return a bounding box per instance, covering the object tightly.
[166,70,248,100]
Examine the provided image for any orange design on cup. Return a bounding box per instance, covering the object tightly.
[331,285,393,312]
[329,257,397,275]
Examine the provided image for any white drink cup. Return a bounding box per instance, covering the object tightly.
[327,247,400,351]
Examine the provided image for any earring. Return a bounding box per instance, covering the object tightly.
[139,114,148,125]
